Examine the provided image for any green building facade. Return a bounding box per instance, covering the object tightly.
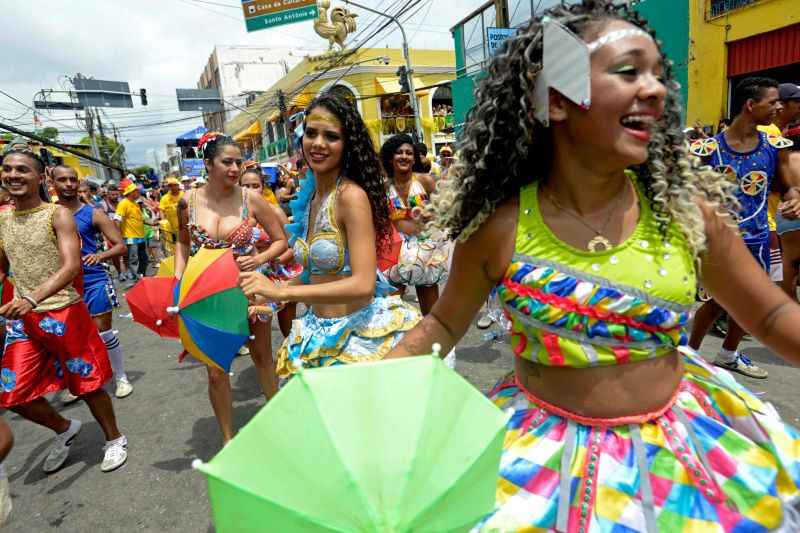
[450,0,690,136]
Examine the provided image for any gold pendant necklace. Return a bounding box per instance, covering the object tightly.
[543,184,626,253]
[586,235,612,253]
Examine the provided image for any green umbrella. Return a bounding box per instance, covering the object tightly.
[194,355,509,533]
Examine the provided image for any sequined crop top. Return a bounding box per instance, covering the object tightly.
[285,173,351,284]
[388,176,428,221]
[498,175,696,368]
[187,188,257,257]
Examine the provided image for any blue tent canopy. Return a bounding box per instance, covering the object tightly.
[176,126,207,147]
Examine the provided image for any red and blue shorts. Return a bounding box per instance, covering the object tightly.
[0,301,111,408]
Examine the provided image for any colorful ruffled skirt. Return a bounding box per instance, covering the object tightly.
[275,295,420,378]
[475,348,800,532]
[383,232,451,287]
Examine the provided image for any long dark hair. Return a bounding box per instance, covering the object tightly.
[304,92,391,247]
[380,134,424,179]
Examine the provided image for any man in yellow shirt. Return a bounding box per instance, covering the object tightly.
[115,184,148,281]
[158,177,182,255]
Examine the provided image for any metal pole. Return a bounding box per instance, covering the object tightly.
[344,0,423,142]
[95,108,110,180]
[85,108,104,179]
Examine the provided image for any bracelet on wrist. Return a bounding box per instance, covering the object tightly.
[22,295,39,308]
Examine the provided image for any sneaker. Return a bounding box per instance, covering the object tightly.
[476,315,494,329]
[101,437,128,472]
[114,378,133,399]
[713,352,768,379]
[56,389,79,405]
[0,465,10,527]
[43,419,82,473]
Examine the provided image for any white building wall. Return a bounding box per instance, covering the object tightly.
[204,46,317,127]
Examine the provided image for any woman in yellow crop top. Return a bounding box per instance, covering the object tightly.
[389,2,800,531]
[238,93,419,378]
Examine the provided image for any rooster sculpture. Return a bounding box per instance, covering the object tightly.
[314,0,358,51]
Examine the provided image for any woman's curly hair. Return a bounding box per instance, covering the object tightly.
[428,0,738,262]
[379,133,424,180]
[304,92,391,248]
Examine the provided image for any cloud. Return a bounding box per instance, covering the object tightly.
[2,0,473,167]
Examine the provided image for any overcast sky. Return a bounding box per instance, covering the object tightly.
[1,0,481,168]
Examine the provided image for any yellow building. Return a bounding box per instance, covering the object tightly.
[0,140,96,178]
[226,47,456,162]
[688,0,800,129]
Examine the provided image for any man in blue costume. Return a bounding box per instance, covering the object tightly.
[52,165,133,399]
[689,77,799,378]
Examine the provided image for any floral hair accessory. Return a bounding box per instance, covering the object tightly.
[197,131,224,155]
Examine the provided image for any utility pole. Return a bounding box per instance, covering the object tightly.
[112,124,127,171]
[152,150,160,176]
[344,0,423,143]
[84,108,105,179]
[277,89,292,157]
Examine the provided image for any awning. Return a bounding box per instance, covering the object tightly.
[289,92,314,109]
[267,110,281,123]
[233,121,262,142]
[375,77,427,96]
[175,126,208,147]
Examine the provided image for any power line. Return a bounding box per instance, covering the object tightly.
[0,121,124,172]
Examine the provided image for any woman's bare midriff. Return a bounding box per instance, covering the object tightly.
[306,273,373,319]
[514,350,684,419]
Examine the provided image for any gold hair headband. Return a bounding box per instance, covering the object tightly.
[306,110,342,127]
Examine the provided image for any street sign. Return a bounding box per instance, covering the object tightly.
[241,0,318,32]
[72,78,134,108]
[486,27,518,57]
[33,100,83,110]
[181,158,205,177]
[176,88,224,112]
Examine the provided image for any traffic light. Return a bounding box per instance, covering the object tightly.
[396,66,410,94]
[140,88,148,106]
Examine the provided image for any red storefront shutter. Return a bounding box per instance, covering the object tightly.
[727,23,800,78]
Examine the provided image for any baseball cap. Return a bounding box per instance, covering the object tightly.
[123,183,138,196]
[779,83,800,101]
[166,177,180,185]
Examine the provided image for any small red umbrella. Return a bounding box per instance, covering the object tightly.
[377,225,403,272]
[124,277,180,338]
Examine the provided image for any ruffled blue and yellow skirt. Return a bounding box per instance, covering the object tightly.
[275,295,420,378]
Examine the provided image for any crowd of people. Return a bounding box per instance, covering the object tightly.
[2,0,800,530]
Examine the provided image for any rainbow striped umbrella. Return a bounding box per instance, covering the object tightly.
[171,248,250,372]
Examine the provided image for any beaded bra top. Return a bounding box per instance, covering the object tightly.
[498,176,696,368]
[388,176,428,221]
[285,173,352,284]
[187,188,256,257]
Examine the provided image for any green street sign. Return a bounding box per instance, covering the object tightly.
[243,2,318,32]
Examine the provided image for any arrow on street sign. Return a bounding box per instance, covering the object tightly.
[241,0,318,32]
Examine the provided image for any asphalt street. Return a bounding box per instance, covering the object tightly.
[3,286,799,532]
